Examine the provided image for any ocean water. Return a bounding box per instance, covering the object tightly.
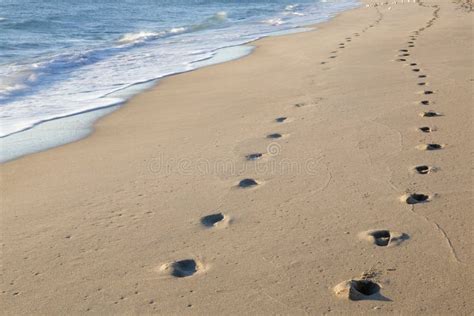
[0,0,359,159]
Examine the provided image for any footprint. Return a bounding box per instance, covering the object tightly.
[331,51,338,54]
[421,111,442,117]
[419,126,433,133]
[418,82,426,86]
[294,102,306,107]
[410,63,417,66]
[418,143,444,151]
[420,100,430,105]
[418,75,427,78]
[267,133,282,139]
[403,193,430,204]
[359,230,409,247]
[320,61,327,64]
[423,90,434,95]
[200,213,227,228]
[333,279,382,301]
[409,45,415,48]
[400,53,410,57]
[160,259,203,278]
[399,49,409,52]
[246,153,263,161]
[238,178,259,188]
[412,68,421,72]
[330,56,337,59]
[275,117,287,123]
[396,59,407,62]
[413,165,433,174]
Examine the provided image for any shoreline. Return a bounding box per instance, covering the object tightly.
[0,2,355,163]
[2,0,473,314]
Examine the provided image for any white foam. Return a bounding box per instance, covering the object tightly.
[262,18,286,26]
[117,31,166,44]
[285,4,300,11]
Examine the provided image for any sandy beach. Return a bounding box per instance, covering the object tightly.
[1,0,473,314]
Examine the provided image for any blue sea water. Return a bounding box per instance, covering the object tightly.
[0,0,359,156]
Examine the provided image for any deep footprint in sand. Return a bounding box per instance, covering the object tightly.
[420,100,430,105]
[267,133,282,139]
[334,279,382,301]
[421,111,442,117]
[419,143,444,151]
[238,178,259,188]
[275,117,287,123]
[412,68,421,72]
[418,82,427,86]
[413,165,434,175]
[161,259,203,278]
[396,58,407,62]
[419,126,433,133]
[200,213,226,228]
[404,193,430,204]
[419,74,427,78]
[246,153,263,161]
[424,90,434,95]
[359,229,409,247]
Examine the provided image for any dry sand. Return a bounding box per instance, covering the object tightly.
[1,0,473,314]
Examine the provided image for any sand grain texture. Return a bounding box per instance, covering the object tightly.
[1,0,473,314]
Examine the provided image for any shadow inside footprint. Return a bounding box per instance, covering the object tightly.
[370,230,391,246]
[424,91,434,95]
[201,213,224,227]
[239,178,258,188]
[275,117,287,123]
[419,75,427,78]
[418,82,426,86]
[420,100,430,105]
[422,111,441,117]
[170,260,197,278]
[410,63,417,66]
[415,165,430,174]
[246,153,263,161]
[419,126,432,133]
[406,193,429,204]
[334,279,388,301]
[426,143,443,150]
[396,59,406,62]
[353,280,380,297]
[362,229,409,247]
[412,69,420,72]
[267,133,282,139]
